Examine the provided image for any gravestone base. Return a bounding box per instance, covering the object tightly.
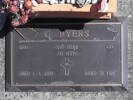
[6,18,128,92]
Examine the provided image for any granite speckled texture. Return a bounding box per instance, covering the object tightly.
[0,0,133,99]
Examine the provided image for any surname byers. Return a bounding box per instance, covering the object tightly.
[59,30,90,38]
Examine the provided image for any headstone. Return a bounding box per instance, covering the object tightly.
[6,18,128,91]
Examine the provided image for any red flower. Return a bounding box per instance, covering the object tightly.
[24,0,33,9]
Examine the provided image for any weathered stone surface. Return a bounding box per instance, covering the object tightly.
[0,0,133,99]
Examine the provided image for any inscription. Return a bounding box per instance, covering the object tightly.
[55,44,79,51]
[84,71,117,77]
[18,45,31,50]
[57,51,78,56]
[59,30,90,38]
[105,45,114,49]
[19,71,54,77]
[56,44,79,57]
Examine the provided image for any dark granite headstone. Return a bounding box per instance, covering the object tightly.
[6,18,128,91]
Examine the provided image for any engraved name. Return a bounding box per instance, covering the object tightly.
[59,30,90,38]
